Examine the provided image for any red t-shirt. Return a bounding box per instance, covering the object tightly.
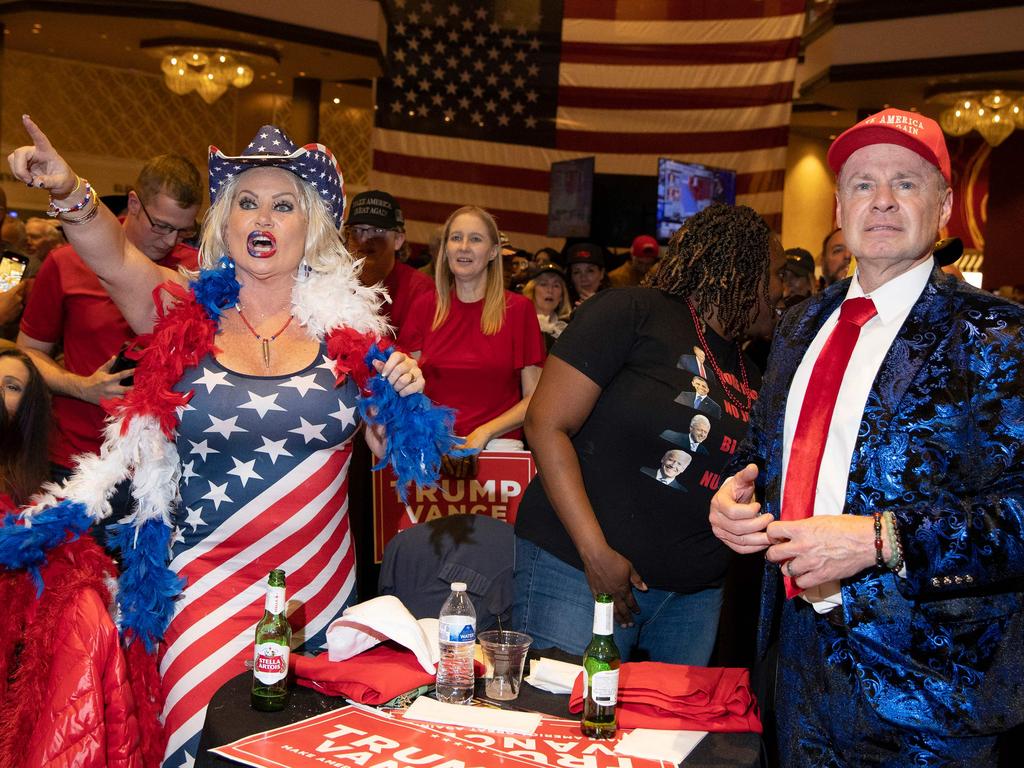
[19,242,198,467]
[382,261,434,339]
[399,290,546,440]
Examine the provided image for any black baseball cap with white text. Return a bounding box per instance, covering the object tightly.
[345,190,404,229]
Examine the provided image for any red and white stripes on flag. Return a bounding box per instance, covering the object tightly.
[372,0,805,251]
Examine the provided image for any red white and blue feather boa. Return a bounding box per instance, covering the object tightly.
[0,256,460,653]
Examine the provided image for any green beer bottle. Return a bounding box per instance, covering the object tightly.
[581,593,620,739]
[251,569,291,712]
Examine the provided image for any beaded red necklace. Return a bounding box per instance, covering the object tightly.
[685,298,753,413]
[236,305,295,369]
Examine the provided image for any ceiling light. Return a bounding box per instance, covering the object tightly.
[931,88,1024,147]
[141,38,277,104]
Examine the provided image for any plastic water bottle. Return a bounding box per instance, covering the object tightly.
[436,581,476,704]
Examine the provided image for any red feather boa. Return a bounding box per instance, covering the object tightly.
[327,326,390,391]
[103,281,220,437]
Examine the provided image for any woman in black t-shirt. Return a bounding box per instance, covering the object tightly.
[513,204,785,665]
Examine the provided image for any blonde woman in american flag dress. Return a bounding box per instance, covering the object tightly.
[8,116,440,767]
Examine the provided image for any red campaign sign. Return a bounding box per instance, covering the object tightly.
[212,705,674,768]
[416,716,675,768]
[211,706,540,768]
[372,451,537,562]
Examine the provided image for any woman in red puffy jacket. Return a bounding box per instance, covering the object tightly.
[0,347,150,767]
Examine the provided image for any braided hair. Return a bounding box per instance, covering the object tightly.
[645,203,772,340]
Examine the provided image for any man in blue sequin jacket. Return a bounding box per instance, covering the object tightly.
[710,108,1024,767]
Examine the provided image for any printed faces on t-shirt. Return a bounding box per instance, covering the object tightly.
[639,345,751,495]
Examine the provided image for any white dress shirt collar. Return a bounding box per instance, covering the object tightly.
[848,258,933,327]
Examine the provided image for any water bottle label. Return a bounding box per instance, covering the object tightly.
[589,669,618,706]
[253,642,289,684]
[440,615,476,643]
[265,586,286,616]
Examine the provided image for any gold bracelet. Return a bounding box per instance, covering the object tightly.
[47,177,92,218]
[50,174,81,201]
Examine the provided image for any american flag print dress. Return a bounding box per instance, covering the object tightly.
[162,344,359,766]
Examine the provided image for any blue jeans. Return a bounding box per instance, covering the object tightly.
[512,536,722,665]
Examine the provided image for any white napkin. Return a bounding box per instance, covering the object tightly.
[403,696,542,735]
[615,728,707,764]
[523,657,583,694]
[325,595,440,674]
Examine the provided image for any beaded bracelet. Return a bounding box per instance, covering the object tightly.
[46,177,93,218]
[60,203,101,225]
[873,511,885,568]
[883,511,905,572]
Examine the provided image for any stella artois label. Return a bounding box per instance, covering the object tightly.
[253,642,289,684]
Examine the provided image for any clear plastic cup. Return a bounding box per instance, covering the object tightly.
[478,630,532,701]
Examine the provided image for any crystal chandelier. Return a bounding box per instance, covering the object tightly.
[142,39,277,104]
[935,89,1024,147]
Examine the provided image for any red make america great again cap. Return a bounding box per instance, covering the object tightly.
[827,108,951,185]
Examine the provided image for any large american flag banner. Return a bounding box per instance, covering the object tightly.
[160,352,360,767]
[373,0,805,250]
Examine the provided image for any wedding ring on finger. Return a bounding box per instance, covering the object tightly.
[785,561,795,578]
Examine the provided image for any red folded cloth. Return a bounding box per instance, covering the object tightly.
[569,662,761,733]
[292,643,435,705]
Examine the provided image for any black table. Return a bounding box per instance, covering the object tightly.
[198,650,761,768]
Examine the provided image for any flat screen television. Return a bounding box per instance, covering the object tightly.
[548,157,594,238]
[656,158,737,242]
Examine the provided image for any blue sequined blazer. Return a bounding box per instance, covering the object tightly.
[730,267,1024,736]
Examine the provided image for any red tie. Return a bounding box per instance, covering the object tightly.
[781,297,878,599]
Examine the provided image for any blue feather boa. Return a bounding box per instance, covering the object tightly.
[360,344,471,503]
[107,519,185,653]
[0,500,92,596]
[190,255,239,317]
[0,504,181,649]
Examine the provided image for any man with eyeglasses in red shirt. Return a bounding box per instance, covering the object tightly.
[17,154,201,488]
[344,190,432,338]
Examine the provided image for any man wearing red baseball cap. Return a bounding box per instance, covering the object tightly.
[710,108,1024,765]
[608,234,660,288]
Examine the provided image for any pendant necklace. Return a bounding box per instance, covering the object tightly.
[685,299,753,413]
[236,305,294,369]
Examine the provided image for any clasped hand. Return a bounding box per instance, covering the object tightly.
[709,463,877,590]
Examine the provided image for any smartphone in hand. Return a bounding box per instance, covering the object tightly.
[0,250,29,292]
[110,341,140,386]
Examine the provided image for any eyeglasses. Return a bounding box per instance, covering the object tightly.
[345,225,394,240]
[136,195,198,239]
